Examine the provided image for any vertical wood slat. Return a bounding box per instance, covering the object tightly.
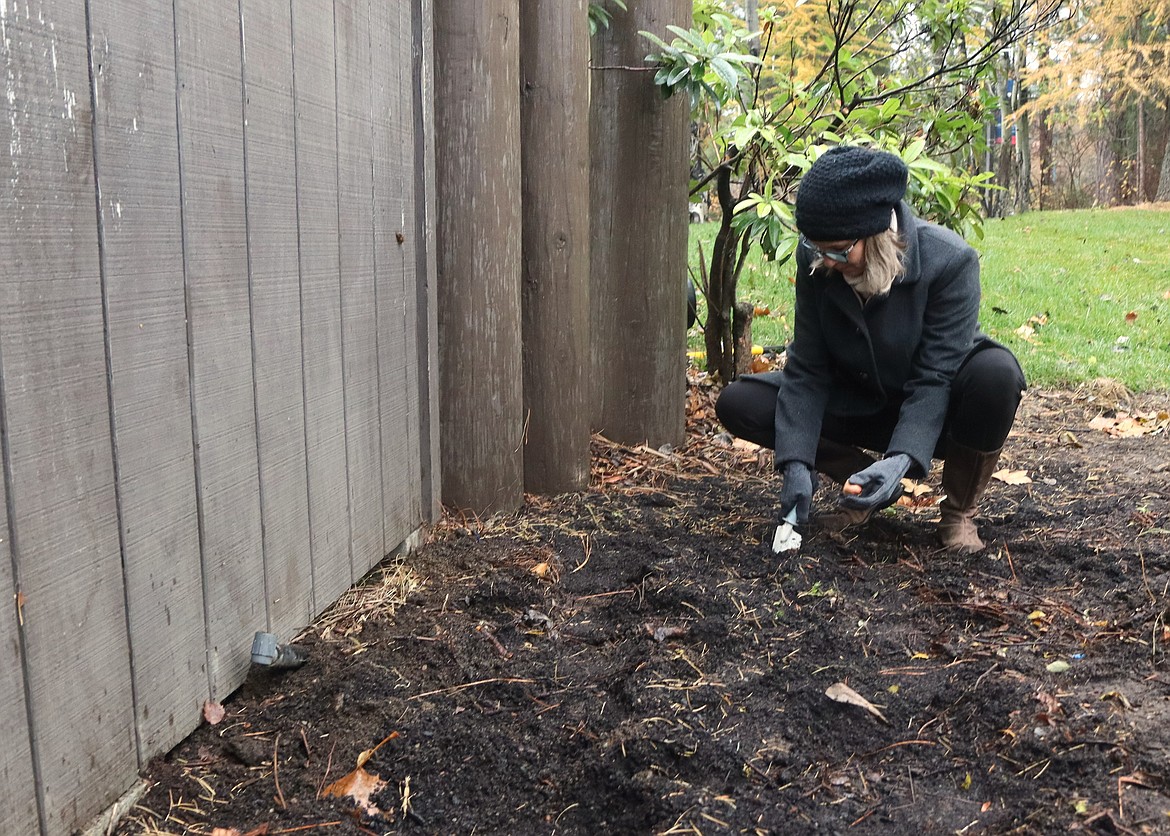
[413,0,442,524]
[336,0,384,577]
[174,0,265,695]
[397,1,425,535]
[372,1,415,551]
[396,2,424,535]
[434,0,524,516]
[0,477,38,836]
[90,0,206,759]
[292,0,352,608]
[240,0,315,638]
[0,0,137,828]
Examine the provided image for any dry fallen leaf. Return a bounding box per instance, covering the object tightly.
[1089,411,1170,438]
[202,700,226,725]
[1125,310,1138,323]
[322,765,387,816]
[993,469,1032,485]
[825,682,889,724]
[322,731,400,816]
[896,478,935,508]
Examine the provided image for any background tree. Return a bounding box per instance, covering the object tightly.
[1021,0,1170,207]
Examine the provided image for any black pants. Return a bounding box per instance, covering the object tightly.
[715,347,1026,457]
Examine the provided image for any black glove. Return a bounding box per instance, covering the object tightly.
[779,461,816,524]
[839,453,912,511]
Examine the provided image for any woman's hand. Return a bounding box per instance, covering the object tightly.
[839,454,911,511]
[780,461,816,524]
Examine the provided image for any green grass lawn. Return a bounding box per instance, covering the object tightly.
[688,207,1170,393]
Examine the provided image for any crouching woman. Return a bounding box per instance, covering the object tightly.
[715,145,1026,553]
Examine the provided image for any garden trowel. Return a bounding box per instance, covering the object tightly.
[771,506,802,553]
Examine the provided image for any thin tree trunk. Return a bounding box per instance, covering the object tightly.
[1035,107,1053,210]
[1016,88,1031,212]
[434,1,524,514]
[732,301,754,378]
[520,0,591,493]
[703,162,738,383]
[1138,99,1146,200]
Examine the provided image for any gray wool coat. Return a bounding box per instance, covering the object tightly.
[761,201,1003,478]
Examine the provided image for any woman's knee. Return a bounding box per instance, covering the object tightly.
[715,379,777,448]
[958,348,1026,403]
[948,348,1026,449]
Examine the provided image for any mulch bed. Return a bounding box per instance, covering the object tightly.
[116,375,1170,836]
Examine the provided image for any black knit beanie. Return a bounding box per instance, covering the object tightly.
[794,146,908,242]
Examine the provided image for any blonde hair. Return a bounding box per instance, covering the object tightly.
[854,227,907,298]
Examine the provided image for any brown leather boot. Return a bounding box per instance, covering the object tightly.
[939,441,1002,553]
[813,439,877,532]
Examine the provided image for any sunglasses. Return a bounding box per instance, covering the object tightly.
[800,237,859,264]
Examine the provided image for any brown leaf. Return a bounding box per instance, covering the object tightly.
[993,469,1032,485]
[202,700,226,726]
[1035,690,1063,717]
[1125,310,1138,323]
[825,682,888,724]
[322,765,387,816]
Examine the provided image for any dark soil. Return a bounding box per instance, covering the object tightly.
[118,381,1170,836]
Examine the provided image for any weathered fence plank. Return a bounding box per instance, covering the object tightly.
[412,0,442,524]
[0,0,137,828]
[0,1,437,829]
[292,0,353,606]
[0,476,37,836]
[372,2,415,549]
[336,0,385,577]
[174,0,266,695]
[520,0,591,494]
[90,0,207,760]
[240,0,315,638]
[434,0,525,515]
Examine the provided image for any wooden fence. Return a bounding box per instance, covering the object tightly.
[0,0,438,832]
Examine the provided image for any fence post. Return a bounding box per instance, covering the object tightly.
[434,1,524,514]
[589,0,690,449]
[520,1,592,494]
